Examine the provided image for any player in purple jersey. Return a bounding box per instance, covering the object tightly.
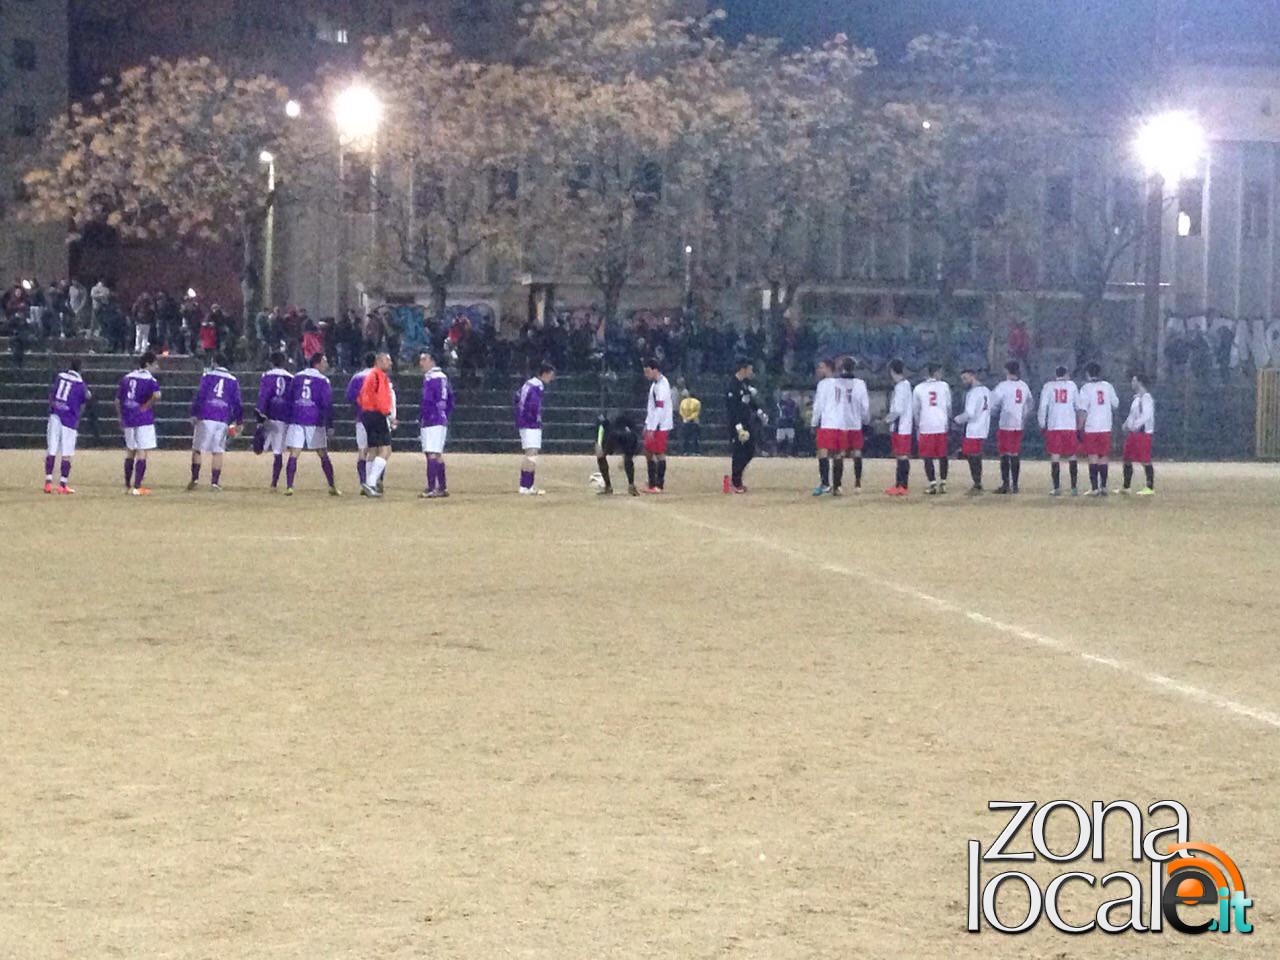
[514,362,555,495]
[187,353,245,492]
[284,353,341,496]
[417,348,455,498]
[44,358,91,494]
[346,353,375,491]
[254,351,293,491]
[115,351,162,496]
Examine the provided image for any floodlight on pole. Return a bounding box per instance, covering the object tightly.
[1135,110,1205,185]
[332,83,383,145]
[259,150,275,165]
[285,99,302,119]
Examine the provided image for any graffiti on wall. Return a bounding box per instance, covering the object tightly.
[816,320,992,374]
[1165,315,1280,369]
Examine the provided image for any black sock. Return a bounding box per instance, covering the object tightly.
[1100,464,1109,489]
[1000,455,1011,488]
[597,456,612,488]
[819,457,830,487]
[623,456,635,487]
[1069,461,1079,489]
[657,459,667,489]
[969,456,982,486]
[939,457,949,481]
[897,458,909,489]
[1051,461,1061,489]
[1123,463,1133,489]
[1011,456,1021,487]
[832,459,845,488]
[1144,464,1154,489]
[647,459,656,488]
[924,458,936,483]
[1089,463,1099,490]
[853,457,863,486]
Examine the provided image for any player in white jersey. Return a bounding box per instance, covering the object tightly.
[954,369,992,494]
[809,359,835,494]
[884,359,913,496]
[988,360,1032,494]
[812,356,870,496]
[1038,365,1081,496]
[1076,362,1119,495]
[1121,371,1156,496]
[912,362,952,494]
[642,357,673,493]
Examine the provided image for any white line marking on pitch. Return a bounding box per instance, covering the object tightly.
[649,504,1280,732]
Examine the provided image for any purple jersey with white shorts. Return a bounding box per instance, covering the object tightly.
[514,377,543,430]
[346,370,369,420]
[420,369,454,427]
[48,370,89,429]
[117,370,161,428]
[256,368,293,421]
[191,368,244,424]
[287,368,333,428]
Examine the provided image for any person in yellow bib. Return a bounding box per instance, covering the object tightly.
[678,386,702,455]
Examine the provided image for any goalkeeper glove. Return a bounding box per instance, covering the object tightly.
[735,424,750,442]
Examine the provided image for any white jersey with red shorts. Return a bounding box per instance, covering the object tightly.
[956,385,992,457]
[812,376,869,452]
[913,379,952,458]
[1077,380,1119,457]
[644,375,673,454]
[1038,378,1080,457]
[888,379,914,457]
[991,378,1031,455]
[1122,391,1155,463]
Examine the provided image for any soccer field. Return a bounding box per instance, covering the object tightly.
[1,450,1277,958]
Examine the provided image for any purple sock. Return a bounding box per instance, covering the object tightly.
[125,457,135,488]
[134,460,147,487]
[191,461,200,483]
[425,459,436,491]
[211,468,221,486]
[320,454,335,488]
[357,459,367,485]
[520,469,533,490]
[60,459,72,484]
[437,461,446,491]
[286,456,298,488]
[271,454,283,487]
[45,455,55,479]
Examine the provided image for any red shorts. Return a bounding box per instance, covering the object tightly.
[815,428,863,453]
[644,430,669,455]
[961,437,984,457]
[917,433,947,458]
[997,429,1023,455]
[891,433,912,457]
[1044,429,1078,458]
[1123,432,1153,463]
[1080,431,1111,458]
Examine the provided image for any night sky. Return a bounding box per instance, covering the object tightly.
[717,0,1280,74]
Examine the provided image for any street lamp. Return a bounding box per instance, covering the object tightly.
[332,83,383,146]
[1134,110,1206,370]
[285,99,302,119]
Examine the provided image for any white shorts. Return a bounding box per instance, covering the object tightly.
[124,425,157,451]
[263,419,287,455]
[193,419,229,454]
[285,424,328,451]
[355,419,368,451]
[776,428,796,441]
[420,425,448,455]
[46,415,77,457]
[519,428,542,452]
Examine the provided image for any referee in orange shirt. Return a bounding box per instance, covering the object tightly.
[358,352,397,498]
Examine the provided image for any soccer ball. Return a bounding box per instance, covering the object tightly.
[588,472,606,491]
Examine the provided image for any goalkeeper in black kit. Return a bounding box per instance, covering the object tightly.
[724,357,766,494]
[594,413,642,496]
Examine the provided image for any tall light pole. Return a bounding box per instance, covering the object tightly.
[332,83,384,319]
[1135,110,1205,370]
[260,151,277,310]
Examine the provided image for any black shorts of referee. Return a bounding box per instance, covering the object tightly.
[361,410,393,447]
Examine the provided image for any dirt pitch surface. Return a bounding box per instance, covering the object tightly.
[1,449,1278,959]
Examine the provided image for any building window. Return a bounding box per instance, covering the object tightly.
[976,174,1007,228]
[1045,175,1072,227]
[13,38,37,71]
[1243,181,1269,239]
[1178,178,1203,236]
[13,105,38,137]
[317,26,350,44]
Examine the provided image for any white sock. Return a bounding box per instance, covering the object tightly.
[367,457,387,487]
